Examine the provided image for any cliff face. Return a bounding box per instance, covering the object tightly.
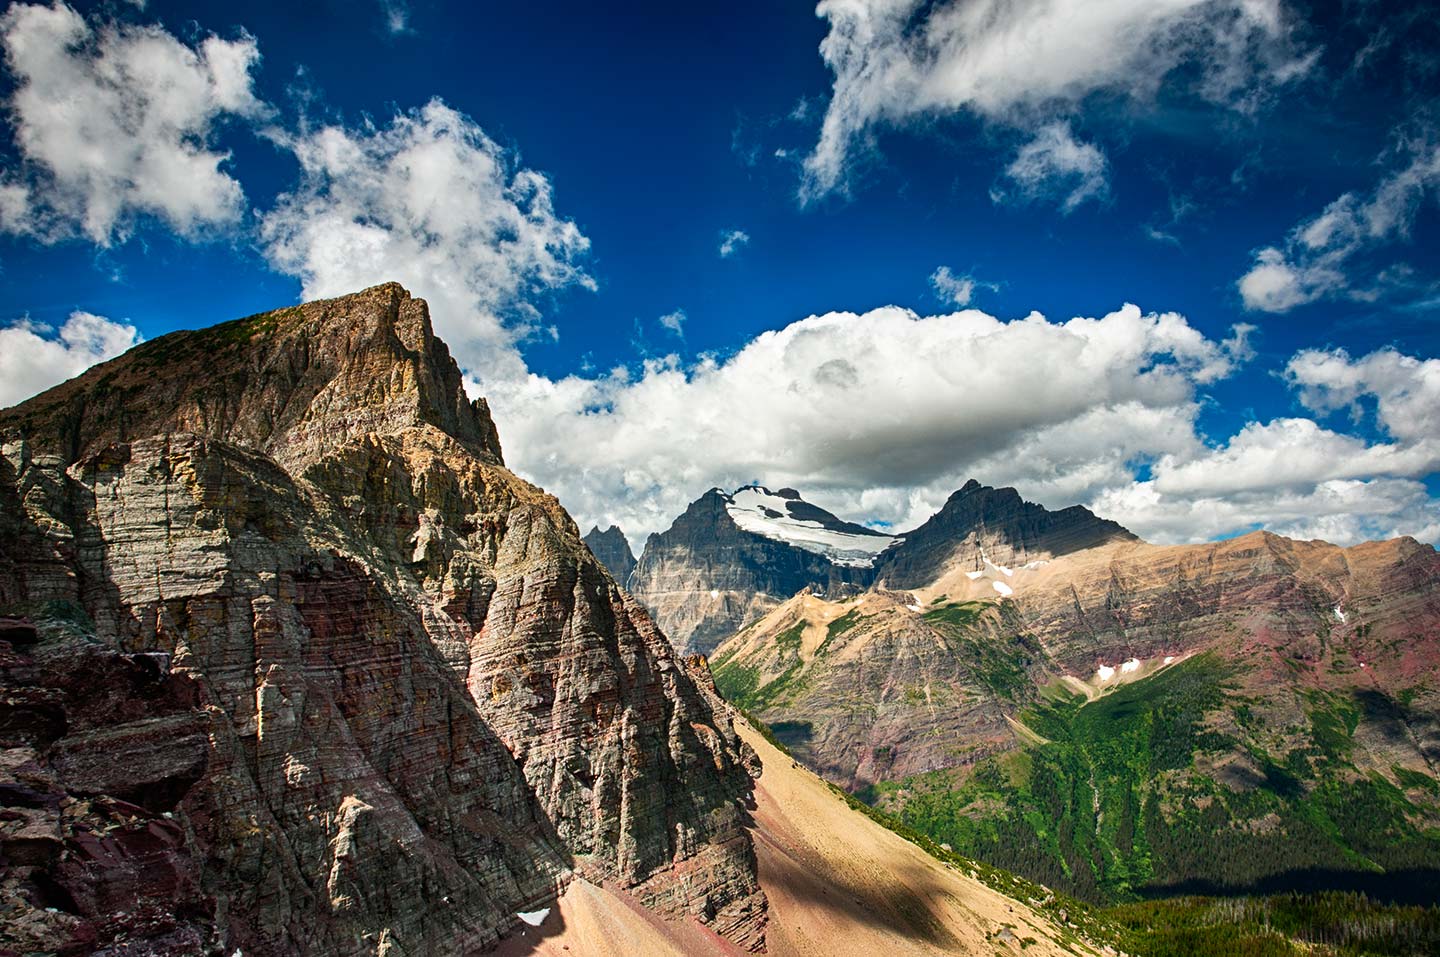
[0,284,766,956]
[628,489,874,655]
[582,524,636,585]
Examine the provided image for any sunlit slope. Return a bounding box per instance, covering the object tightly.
[492,715,1102,956]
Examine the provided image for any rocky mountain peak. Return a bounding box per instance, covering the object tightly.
[0,281,503,470]
[583,523,637,584]
[0,286,767,955]
[628,485,879,653]
[877,479,1138,587]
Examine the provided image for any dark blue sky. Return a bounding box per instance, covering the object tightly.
[1,0,1437,543]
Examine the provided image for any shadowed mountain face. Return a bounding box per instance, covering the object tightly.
[873,479,1137,588]
[582,524,636,584]
[0,284,767,956]
[628,487,880,655]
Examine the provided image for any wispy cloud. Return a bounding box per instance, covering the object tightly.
[1239,135,1440,312]
[991,122,1109,213]
[658,309,686,336]
[379,0,413,35]
[801,0,1313,204]
[718,228,750,258]
[929,266,996,306]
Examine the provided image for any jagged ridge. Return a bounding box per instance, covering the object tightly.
[628,479,1134,654]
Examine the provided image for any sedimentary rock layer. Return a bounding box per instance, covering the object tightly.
[0,283,767,956]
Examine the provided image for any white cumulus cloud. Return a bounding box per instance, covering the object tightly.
[494,303,1266,543]
[0,2,266,245]
[802,0,1311,203]
[1285,346,1440,443]
[0,312,141,407]
[259,98,595,385]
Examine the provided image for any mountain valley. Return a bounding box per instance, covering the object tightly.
[659,480,1440,908]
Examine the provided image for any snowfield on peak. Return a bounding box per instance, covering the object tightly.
[723,486,898,567]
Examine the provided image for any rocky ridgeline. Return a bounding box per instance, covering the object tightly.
[0,284,767,956]
[872,479,1137,589]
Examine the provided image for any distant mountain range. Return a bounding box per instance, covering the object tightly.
[601,479,1440,906]
[607,480,1133,655]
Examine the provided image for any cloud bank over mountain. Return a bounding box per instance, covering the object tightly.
[0,1,1435,551]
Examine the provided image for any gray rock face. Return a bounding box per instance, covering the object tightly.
[628,489,874,655]
[0,283,767,956]
[583,524,636,584]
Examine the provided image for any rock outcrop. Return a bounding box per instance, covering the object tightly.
[0,630,217,956]
[0,283,767,956]
[582,524,636,585]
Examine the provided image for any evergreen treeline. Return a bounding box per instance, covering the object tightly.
[1108,892,1440,957]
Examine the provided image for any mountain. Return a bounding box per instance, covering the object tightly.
[709,483,1440,905]
[873,478,1137,588]
[582,524,636,583]
[0,284,764,955]
[0,285,1097,957]
[628,485,892,654]
[626,479,1130,656]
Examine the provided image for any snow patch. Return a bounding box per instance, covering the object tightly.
[979,548,1014,577]
[1121,658,1141,674]
[1096,664,1116,681]
[1333,605,1346,622]
[1020,559,1050,570]
[517,909,550,927]
[724,486,896,567]
[709,589,720,599]
[992,580,1013,597]
[906,603,923,612]
[965,570,986,580]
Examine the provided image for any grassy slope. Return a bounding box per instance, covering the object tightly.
[732,711,1440,957]
[862,654,1440,906]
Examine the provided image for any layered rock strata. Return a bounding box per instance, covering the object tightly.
[0,283,767,956]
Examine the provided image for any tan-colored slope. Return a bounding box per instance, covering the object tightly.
[492,715,1098,957]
